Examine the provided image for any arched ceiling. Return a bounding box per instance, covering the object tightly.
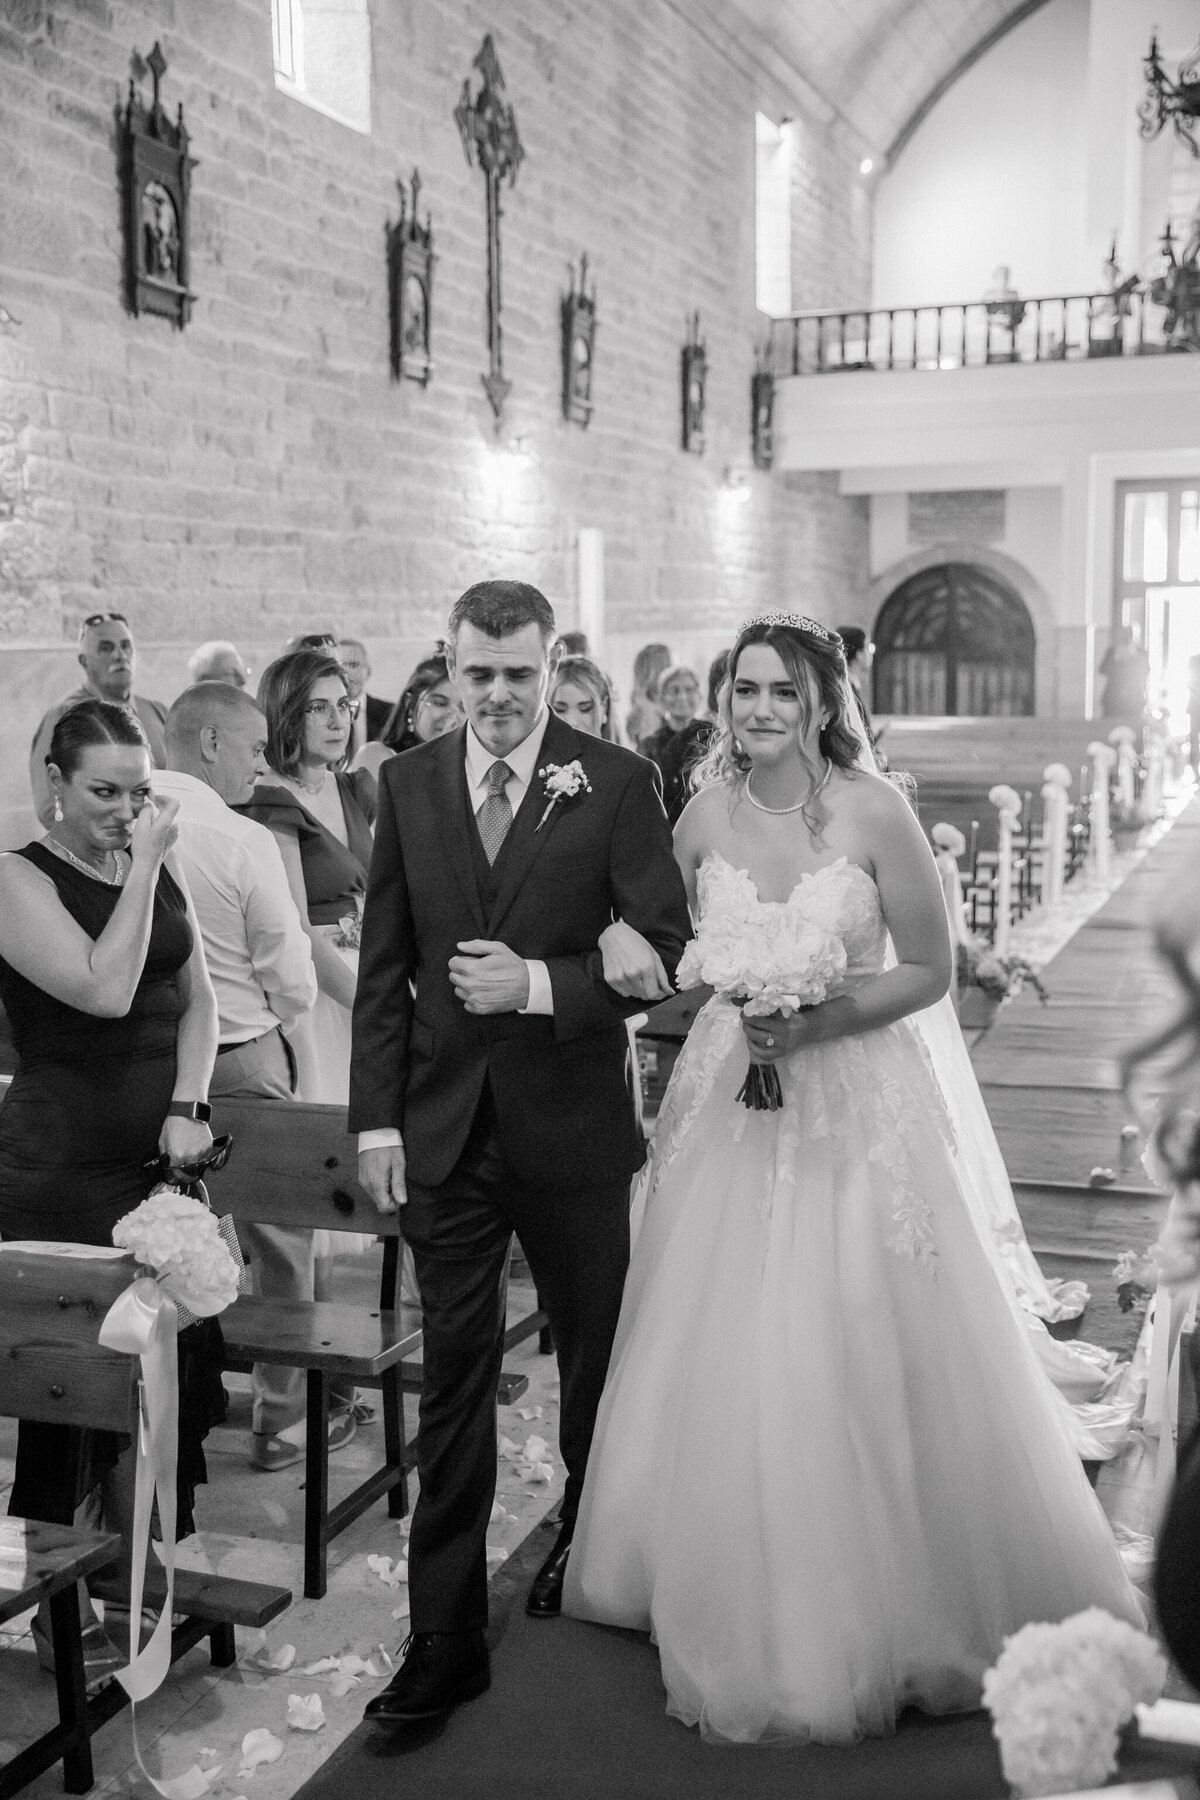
[720,0,1052,160]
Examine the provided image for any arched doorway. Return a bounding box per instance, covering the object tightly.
[873,562,1036,715]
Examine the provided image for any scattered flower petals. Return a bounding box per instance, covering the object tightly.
[366,1553,407,1588]
[396,1517,412,1538]
[328,1675,358,1699]
[521,1461,554,1485]
[497,1435,522,1460]
[1089,1167,1116,1186]
[392,1599,411,1621]
[485,1546,508,1565]
[365,1650,393,1676]
[301,1657,340,1676]
[523,1435,551,1463]
[286,1694,326,1732]
[258,1643,295,1671]
[516,1407,542,1420]
[238,1729,283,1774]
[152,1764,218,1799]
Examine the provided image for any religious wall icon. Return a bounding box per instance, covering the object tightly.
[387,170,435,386]
[561,254,597,427]
[455,35,525,422]
[751,349,774,471]
[681,312,707,454]
[119,42,195,328]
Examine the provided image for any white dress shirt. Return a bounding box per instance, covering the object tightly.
[153,768,317,1042]
[358,712,555,1153]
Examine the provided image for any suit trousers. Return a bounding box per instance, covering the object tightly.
[208,1028,352,1432]
[402,1085,632,1632]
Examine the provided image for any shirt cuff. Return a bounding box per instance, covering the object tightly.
[519,959,554,1015]
[358,1128,402,1152]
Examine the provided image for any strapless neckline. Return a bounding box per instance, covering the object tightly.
[699,851,878,909]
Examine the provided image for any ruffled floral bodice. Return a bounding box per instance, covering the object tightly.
[694,853,887,989]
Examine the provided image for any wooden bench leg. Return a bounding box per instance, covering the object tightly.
[208,1623,236,1668]
[381,1365,409,1520]
[50,1583,93,1795]
[304,1369,330,1601]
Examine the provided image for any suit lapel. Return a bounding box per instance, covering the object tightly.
[486,712,582,938]
[431,727,487,934]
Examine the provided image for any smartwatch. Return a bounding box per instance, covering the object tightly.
[167,1100,212,1123]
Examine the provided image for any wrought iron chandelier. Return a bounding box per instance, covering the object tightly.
[1139,32,1200,158]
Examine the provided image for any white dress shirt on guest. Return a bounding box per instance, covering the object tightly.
[153,767,316,1041]
[358,713,556,1155]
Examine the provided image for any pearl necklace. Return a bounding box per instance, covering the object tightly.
[745,763,832,816]
[48,837,126,886]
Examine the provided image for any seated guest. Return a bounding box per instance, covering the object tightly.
[625,642,671,745]
[30,614,167,828]
[155,685,351,1473]
[554,630,590,658]
[549,654,619,742]
[187,640,250,688]
[837,627,876,734]
[0,698,219,1672]
[638,663,709,826]
[338,637,391,753]
[706,649,731,719]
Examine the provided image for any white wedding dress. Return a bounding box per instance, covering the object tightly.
[563,854,1142,1746]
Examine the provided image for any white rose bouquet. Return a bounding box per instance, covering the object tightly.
[112,1188,241,1324]
[982,1607,1165,1798]
[677,906,847,1110]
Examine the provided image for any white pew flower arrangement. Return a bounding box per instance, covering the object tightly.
[982,1607,1165,1798]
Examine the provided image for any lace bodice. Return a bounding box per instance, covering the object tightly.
[695,853,887,987]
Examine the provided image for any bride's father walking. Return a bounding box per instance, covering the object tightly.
[350,581,691,1726]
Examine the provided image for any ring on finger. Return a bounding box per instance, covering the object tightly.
[765,1034,775,1047]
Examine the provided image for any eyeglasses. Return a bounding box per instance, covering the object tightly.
[83,611,129,628]
[304,697,359,721]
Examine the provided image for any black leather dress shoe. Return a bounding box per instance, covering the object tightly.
[526,1523,574,1618]
[363,1631,490,1725]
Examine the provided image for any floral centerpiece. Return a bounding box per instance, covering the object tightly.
[982,1607,1165,1798]
[112,1188,241,1325]
[676,901,847,1110]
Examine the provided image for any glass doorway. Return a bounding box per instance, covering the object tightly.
[1115,480,1200,727]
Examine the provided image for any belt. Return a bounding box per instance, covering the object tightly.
[216,1027,279,1057]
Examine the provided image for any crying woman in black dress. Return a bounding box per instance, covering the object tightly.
[0,699,220,1660]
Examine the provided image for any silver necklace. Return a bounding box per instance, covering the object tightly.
[48,836,126,886]
[288,769,327,797]
[745,762,832,816]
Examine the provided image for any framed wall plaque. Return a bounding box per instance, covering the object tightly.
[120,42,195,328]
[681,311,706,454]
[386,170,435,386]
[561,254,596,427]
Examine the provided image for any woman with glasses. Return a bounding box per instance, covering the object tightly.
[241,649,375,1105]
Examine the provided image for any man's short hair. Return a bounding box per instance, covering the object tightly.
[447,581,557,646]
[166,681,264,746]
[187,639,242,683]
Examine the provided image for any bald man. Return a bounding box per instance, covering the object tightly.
[188,639,250,688]
[156,685,355,1470]
[30,614,167,827]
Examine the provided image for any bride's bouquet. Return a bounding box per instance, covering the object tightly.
[112,1188,242,1325]
[677,905,847,1110]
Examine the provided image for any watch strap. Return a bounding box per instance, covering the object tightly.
[167,1100,212,1123]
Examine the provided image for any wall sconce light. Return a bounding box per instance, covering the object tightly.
[721,468,751,505]
[1139,32,1200,157]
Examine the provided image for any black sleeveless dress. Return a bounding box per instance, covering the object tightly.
[0,843,224,1534]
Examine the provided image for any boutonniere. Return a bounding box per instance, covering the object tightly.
[535,760,592,831]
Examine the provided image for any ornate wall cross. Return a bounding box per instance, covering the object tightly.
[455,35,525,421]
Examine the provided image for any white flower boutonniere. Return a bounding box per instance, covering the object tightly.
[536,759,592,831]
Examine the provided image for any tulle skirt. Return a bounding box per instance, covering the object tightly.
[563,998,1143,1746]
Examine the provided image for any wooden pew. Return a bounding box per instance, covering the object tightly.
[206,1094,545,1599]
[0,1248,291,1794]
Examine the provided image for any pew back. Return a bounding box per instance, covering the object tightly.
[0,1248,138,1431]
[206,1095,396,1236]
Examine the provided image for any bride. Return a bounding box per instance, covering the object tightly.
[563,613,1141,1747]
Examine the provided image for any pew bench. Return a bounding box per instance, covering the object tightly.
[0,1519,120,1799]
[0,1248,292,1793]
[207,1094,545,1599]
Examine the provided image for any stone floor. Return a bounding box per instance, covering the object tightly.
[1,794,1194,1798]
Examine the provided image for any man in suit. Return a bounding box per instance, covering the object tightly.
[338,637,391,748]
[351,580,690,1726]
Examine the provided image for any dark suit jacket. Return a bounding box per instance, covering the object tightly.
[364,693,392,743]
[348,712,692,1190]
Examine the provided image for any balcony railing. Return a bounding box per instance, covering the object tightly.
[768,289,1184,377]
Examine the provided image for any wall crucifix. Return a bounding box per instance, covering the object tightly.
[455,34,525,422]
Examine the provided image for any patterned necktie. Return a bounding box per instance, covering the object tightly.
[476,760,514,864]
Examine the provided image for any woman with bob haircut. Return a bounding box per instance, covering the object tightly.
[549,654,620,743]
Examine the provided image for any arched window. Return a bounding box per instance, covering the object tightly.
[272,0,371,135]
[874,563,1035,717]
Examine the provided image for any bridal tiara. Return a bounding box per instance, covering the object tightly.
[738,612,837,644]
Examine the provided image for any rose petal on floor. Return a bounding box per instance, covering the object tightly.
[286,1694,326,1732]
[237,1728,284,1774]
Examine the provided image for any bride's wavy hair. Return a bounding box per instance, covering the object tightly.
[691,618,865,836]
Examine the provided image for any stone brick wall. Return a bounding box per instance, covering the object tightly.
[0,0,870,842]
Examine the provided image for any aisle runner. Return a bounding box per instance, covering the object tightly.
[975,797,1200,1194]
[294,1523,1199,1800]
